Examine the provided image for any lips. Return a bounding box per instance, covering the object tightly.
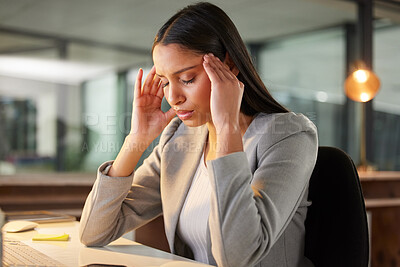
[175,110,194,120]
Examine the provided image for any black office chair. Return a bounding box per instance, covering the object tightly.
[304,146,369,267]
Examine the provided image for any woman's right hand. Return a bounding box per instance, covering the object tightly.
[130,66,175,144]
[108,66,174,177]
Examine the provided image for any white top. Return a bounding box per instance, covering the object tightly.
[177,153,211,264]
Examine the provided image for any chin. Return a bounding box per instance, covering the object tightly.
[180,120,205,128]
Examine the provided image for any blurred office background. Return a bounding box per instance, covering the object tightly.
[1,1,400,266]
[0,0,399,174]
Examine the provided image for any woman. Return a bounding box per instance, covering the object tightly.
[79,2,318,267]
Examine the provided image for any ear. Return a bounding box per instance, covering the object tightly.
[223,52,239,76]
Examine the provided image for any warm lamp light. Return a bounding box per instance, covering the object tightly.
[344,69,380,102]
[344,68,381,172]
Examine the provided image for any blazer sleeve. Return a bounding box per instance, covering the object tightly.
[207,114,318,267]
[79,118,181,246]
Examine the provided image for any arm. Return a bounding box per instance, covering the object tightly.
[79,118,182,246]
[79,143,163,246]
[203,53,244,159]
[207,118,318,267]
[79,67,175,246]
[203,53,318,266]
[108,67,175,177]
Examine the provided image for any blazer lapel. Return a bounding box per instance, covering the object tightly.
[160,123,208,252]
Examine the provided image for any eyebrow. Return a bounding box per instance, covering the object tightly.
[156,64,199,77]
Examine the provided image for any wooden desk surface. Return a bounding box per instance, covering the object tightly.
[3,221,209,267]
[359,171,400,182]
[357,170,400,267]
[0,173,96,218]
[0,173,96,186]
[359,171,400,203]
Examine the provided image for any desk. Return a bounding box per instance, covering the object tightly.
[359,171,400,267]
[0,173,95,218]
[4,221,212,267]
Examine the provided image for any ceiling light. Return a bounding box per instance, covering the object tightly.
[0,56,112,85]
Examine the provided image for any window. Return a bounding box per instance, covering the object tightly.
[373,25,400,170]
[258,28,346,148]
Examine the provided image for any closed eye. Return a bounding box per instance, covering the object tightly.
[162,78,194,88]
[182,78,195,85]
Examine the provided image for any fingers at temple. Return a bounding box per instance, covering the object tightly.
[203,54,223,83]
[134,68,143,100]
[142,66,156,94]
[156,80,164,99]
[150,76,161,95]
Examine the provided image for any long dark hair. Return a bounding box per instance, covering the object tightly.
[152,2,288,115]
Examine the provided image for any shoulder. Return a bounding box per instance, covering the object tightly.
[252,112,317,134]
[246,112,318,149]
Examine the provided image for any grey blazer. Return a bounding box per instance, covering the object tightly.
[79,112,318,267]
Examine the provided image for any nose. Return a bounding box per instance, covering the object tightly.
[165,83,185,106]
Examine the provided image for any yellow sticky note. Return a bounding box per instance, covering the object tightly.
[32,233,69,241]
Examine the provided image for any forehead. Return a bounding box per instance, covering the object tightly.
[153,44,203,75]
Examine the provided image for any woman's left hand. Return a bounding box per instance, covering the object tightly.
[203,53,244,133]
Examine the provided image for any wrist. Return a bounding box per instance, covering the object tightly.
[215,128,243,158]
[214,121,240,135]
[108,134,152,177]
[123,134,153,153]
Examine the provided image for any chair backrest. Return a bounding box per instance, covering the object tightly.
[304,146,369,267]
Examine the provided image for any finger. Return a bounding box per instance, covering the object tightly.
[219,64,236,81]
[134,68,143,100]
[203,55,223,84]
[204,54,224,81]
[209,54,236,82]
[164,107,176,123]
[211,54,236,80]
[239,81,245,90]
[156,81,164,99]
[221,61,237,79]
[223,67,238,81]
[150,75,161,95]
[142,66,156,94]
